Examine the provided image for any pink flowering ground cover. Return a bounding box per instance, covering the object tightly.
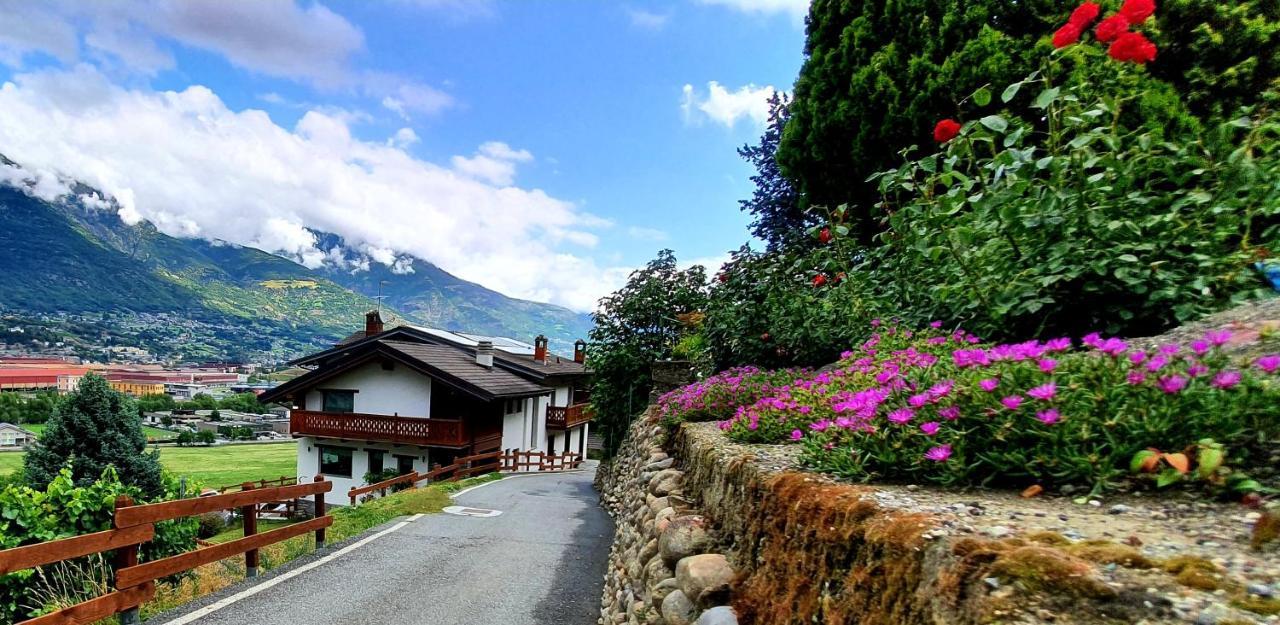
[666,322,1280,493]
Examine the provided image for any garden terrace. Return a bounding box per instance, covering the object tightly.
[598,414,1280,625]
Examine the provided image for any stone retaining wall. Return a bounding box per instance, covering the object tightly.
[596,411,1279,625]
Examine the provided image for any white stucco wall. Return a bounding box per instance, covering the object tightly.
[302,360,431,417]
[552,385,571,406]
[296,436,434,506]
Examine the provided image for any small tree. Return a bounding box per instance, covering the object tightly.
[589,250,708,454]
[23,374,164,498]
[196,430,217,446]
[175,431,194,446]
[208,409,222,422]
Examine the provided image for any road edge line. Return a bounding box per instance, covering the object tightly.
[154,515,422,625]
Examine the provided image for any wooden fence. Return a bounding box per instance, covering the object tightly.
[347,449,584,505]
[213,476,302,518]
[0,477,333,625]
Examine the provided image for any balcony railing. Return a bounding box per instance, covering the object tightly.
[545,403,592,430]
[290,410,467,447]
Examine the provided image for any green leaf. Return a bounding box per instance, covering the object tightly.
[1118,254,1139,263]
[1155,468,1184,489]
[1032,87,1060,110]
[1196,447,1224,478]
[973,86,992,107]
[979,115,1008,133]
[1001,82,1022,103]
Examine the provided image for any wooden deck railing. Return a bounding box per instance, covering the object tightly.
[545,403,592,430]
[0,478,333,625]
[290,410,467,447]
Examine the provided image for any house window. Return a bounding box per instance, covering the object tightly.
[504,398,525,414]
[321,390,355,413]
[395,455,415,475]
[318,446,353,478]
[1,432,14,446]
[367,450,385,476]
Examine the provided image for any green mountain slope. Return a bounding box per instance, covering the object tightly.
[0,156,592,359]
[310,231,593,350]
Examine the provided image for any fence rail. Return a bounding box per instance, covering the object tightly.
[0,477,333,625]
[347,449,584,505]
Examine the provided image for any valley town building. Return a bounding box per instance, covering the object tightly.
[260,312,592,500]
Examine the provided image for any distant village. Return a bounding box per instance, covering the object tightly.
[0,353,295,449]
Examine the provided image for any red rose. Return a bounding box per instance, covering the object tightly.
[1094,14,1129,42]
[818,228,832,244]
[812,274,827,288]
[760,332,771,342]
[1119,0,1156,23]
[1052,22,1083,48]
[933,119,961,143]
[718,273,729,283]
[834,271,847,284]
[1108,31,1157,64]
[1068,2,1101,27]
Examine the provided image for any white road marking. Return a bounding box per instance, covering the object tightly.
[155,513,427,625]
[442,506,502,518]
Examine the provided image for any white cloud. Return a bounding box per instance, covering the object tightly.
[698,0,810,19]
[0,1,364,85]
[388,127,420,148]
[681,81,778,128]
[450,141,534,186]
[369,72,455,119]
[0,66,625,311]
[626,8,671,30]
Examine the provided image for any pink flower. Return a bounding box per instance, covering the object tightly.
[1211,371,1241,389]
[1037,358,1057,373]
[1045,337,1072,352]
[809,419,832,432]
[1158,344,1180,356]
[1001,396,1024,411]
[1256,355,1280,374]
[924,445,953,462]
[1157,375,1188,394]
[979,378,1000,392]
[908,394,929,408]
[1191,340,1210,356]
[1146,355,1169,372]
[920,421,941,436]
[1126,371,1147,385]
[938,406,961,420]
[888,408,915,424]
[1205,329,1232,346]
[790,429,804,441]
[1128,351,1147,365]
[930,320,943,329]
[1035,409,1061,425]
[1187,363,1209,378]
[929,380,955,398]
[1027,382,1057,401]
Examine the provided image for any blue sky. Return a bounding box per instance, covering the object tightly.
[0,1,807,310]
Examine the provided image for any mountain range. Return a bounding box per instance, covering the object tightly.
[0,154,593,361]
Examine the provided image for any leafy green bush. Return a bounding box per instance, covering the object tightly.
[0,467,197,622]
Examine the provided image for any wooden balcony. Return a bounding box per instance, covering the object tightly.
[290,410,468,448]
[545,403,592,430]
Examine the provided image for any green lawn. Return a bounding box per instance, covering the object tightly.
[0,442,297,489]
[21,423,177,440]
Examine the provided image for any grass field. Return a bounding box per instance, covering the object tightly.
[0,441,297,488]
[21,423,177,440]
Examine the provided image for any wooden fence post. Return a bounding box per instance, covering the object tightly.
[241,482,259,578]
[113,495,141,625]
[313,475,327,549]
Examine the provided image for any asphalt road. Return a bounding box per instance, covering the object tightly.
[155,466,613,625]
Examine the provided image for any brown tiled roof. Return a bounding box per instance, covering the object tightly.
[335,331,366,347]
[493,349,587,378]
[378,341,547,397]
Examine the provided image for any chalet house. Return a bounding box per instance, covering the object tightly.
[0,422,36,449]
[260,312,592,499]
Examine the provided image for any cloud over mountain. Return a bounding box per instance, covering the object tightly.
[0,64,620,311]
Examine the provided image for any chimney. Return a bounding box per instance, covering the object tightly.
[573,339,586,364]
[364,310,384,337]
[476,340,494,368]
[533,335,548,363]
